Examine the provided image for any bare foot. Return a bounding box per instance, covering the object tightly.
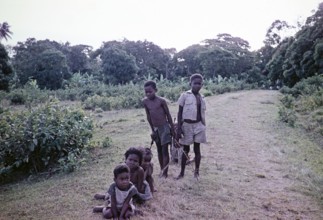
[194,170,199,179]
[93,206,104,213]
[175,174,184,180]
[94,194,105,200]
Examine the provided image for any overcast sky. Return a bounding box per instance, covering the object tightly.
[1,0,321,51]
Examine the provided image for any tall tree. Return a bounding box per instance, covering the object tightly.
[0,43,13,91]
[264,20,295,48]
[0,22,12,41]
[101,47,139,85]
[13,38,71,89]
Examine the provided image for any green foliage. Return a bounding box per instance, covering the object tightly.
[0,43,13,91]
[102,136,112,148]
[280,75,323,97]
[0,102,93,179]
[263,3,323,87]
[12,38,71,89]
[7,80,50,106]
[101,47,139,85]
[279,75,323,136]
[278,106,296,126]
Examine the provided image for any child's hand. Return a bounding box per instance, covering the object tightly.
[176,128,182,140]
[150,132,158,142]
[170,127,176,138]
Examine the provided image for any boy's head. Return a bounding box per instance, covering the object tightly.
[113,164,131,190]
[125,147,143,169]
[144,80,157,100]
[142,147,153,162]
[189,73,203,94]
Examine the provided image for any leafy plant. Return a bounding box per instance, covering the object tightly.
[0,101,93,179]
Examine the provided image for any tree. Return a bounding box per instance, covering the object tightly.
[264,20,296,48]
[171,44,206,77]
[101,47,139,84]
[13,38,71,89]
[198,47,237,78]
[33,49,70,89]
[0,22,12,41]
[201,34,254,77]
[64,44,92,74]
[261,3,323,87]
[0,43,13,91]
[94,39,171,82]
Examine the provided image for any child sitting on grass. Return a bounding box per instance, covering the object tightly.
[93,148,152,204]
[93,164,138,220]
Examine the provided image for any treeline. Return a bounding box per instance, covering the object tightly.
[1,3,323,92]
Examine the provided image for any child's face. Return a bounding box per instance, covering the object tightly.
[190,78,203,94]
[144,86,156,100]
[125,154,140,170]
[115,172,130,190]
[142,155,152,170]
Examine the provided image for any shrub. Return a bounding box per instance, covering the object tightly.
[0,102,93,180]
[278,106,296,126]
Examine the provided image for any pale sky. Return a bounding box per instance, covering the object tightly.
[1,0,321,51]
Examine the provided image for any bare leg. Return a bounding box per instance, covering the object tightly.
[94,193,105,200]
[146,176,154,193]
[156,142,163,170]
[176,145,189,179]
[93,206,104,213]
[161,144,169,177]
[193,142,201,177]
[102,207,113,219]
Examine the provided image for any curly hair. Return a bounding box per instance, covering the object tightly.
[190,73,203,82]
[144,80,157,90]
[113,164,130,178]
[124,147,143,165]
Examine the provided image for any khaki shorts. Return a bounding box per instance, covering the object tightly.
[179,121,206,145]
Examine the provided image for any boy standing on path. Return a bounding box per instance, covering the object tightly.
[176,73,206,179]
[142,81,175,178]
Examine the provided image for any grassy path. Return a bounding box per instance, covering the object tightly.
[1,90,323,220]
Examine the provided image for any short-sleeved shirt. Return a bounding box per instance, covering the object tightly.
[107,182,138,210]
[177,90,206,125]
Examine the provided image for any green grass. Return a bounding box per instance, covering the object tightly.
[1,91,323,219]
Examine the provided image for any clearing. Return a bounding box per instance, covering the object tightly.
[1,90,323,220]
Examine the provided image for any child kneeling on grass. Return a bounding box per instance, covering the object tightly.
[138,147,155,193]
[93,164,138,220]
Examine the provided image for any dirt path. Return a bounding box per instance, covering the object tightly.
[133,90,323,220]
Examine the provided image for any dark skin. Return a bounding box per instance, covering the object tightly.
[102,172,133,220]
[141,154,154,193]
[143,85,175,177]
[176,77,203,179]
[125,154,145,193]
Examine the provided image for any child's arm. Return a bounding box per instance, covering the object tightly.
[119,194,131,220]
[137,167,145,193]
[161,99,175,137]
[176,105,184,140]
[110,194,118,219]
[143,103,154,132]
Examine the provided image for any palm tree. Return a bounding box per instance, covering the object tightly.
[0,22,13,41]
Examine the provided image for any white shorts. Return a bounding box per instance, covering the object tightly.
[179,121,206,145]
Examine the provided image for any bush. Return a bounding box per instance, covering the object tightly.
[278,76,323,137]
[0,102,93,180]
[278,106,296,126]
